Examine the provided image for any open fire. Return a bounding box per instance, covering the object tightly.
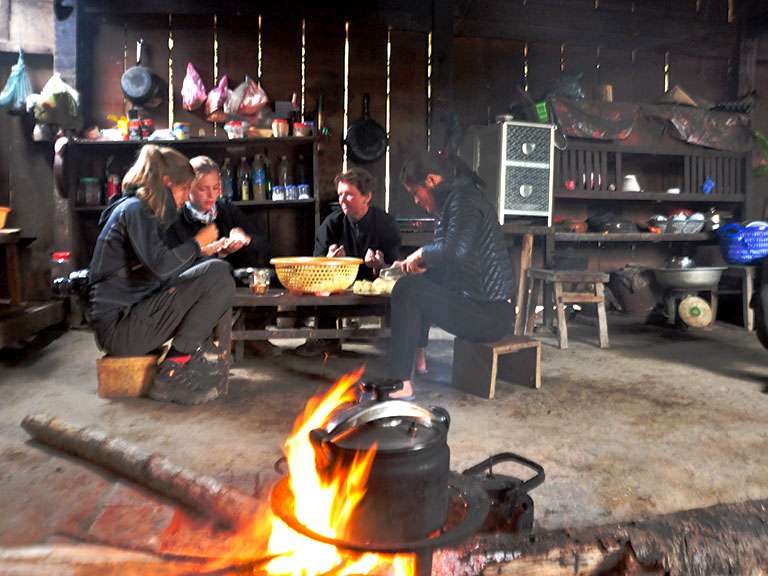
[216,366,415,575]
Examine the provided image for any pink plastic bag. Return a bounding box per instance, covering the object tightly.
[238,76,269,116]
[181,63,207,111]
[205,76,230,122]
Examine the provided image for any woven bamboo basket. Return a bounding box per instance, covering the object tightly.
[270,257,363,295]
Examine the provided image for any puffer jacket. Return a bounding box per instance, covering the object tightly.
[421,176,516,302]
[88,190,200,340]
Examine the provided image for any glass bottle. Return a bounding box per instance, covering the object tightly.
[237,156,251,201]
[221,158,235,200]
[251,153,267,201]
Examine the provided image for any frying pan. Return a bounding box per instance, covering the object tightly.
[120,39,160,107]
[345,94,386,164]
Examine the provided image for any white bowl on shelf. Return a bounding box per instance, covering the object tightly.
[622,174,641,192]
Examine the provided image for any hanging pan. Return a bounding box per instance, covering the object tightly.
[345,93,387,164]
[120,39,160,108]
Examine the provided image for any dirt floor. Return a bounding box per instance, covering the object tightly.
[1,315,768,547]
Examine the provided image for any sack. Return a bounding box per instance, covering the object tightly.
[238,76,269,116]
[205,75,230,122]
[181,62,207,111]
[0,50,33,113]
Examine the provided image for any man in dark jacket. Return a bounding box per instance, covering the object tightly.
[388,150,517,399]
[295,167,401,356]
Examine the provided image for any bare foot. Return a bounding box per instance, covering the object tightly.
[415,347,428,374]
[389,380,414,399]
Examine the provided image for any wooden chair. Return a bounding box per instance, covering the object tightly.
[452,335,541,399]
[524,268,611,349]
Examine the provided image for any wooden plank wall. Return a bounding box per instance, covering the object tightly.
[76,0,738,219]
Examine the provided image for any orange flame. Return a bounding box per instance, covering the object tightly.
[207,366,414,575]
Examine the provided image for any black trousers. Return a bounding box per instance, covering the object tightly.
[98,259,235,356]
[389,274,515,380]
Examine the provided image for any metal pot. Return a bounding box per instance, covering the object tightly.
[309,380,451,542]
[653,267,726,290]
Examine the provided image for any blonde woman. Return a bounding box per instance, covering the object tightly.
[88,145,234,405]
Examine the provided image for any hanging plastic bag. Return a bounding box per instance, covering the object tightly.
[29,73,82,130]
[238,76,269,116]
[224,77,247,117]
[205,76,230,122]
[181,62,207,111]
[0,50,33,113]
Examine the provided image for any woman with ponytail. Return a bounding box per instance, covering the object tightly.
[387,149,516,399]
[88,144,235,405]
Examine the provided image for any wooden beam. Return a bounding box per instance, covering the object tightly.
[430,0,455,151]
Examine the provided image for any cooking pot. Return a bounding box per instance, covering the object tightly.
[309,380,451,542]
[345,94,387,164]
[121,39,160,108]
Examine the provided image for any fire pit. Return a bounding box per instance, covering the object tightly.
[267,376,545,576]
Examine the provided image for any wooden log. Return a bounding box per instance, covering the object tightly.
[21,414,262,530]
[514,233,533,336]
[0,543,207,575]
[444,498,768,575]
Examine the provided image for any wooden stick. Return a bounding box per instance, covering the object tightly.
[21,414,263,530]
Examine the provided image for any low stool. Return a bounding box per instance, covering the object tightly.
[716,265,756,331]
[524,268,610,349]
[452,335,541,399]
[96,355,158,398]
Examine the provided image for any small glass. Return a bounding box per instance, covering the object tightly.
[249,268,271,294]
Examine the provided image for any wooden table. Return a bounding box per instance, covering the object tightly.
[0,229,23,305]
[218,288,391,361]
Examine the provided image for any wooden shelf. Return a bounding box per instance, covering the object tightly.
[70,136,316,147]
[235,199,315,207]
[554,232,714,243]
[555,190,745,203]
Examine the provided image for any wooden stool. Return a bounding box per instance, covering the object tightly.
[452,335,541,399]
[524,269,610,349]
[716,266,756,331]
[96,355,158,398]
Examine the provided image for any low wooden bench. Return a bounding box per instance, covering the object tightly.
[218,288,391,362]
[452,335,541,399]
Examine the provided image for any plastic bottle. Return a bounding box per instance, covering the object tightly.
[237,156,251,201]
[263,148,273,199]
[221,158,235,200]
[278,155,292,187]
[251,154,267,201]
[296,154,307,186]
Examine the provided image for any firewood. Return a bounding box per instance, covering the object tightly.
[0,543,207,575]
[466,498,768,575]
[21,414,263,531]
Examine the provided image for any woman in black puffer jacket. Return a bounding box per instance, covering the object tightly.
[388,150,517,398]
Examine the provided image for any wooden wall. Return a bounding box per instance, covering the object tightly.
[71,0,741,219]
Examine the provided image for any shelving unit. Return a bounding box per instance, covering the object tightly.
[55,137,321,269]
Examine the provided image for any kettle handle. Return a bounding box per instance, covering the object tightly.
[462,452,545,495]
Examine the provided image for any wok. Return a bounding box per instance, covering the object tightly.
[653,267,726,290]
[121,39,160,107]
[345,93,386,164]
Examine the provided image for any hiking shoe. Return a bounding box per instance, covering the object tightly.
[293,338,342,358]
[149,357,221,405]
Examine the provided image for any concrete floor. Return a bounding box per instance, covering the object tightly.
[2,315,768,547]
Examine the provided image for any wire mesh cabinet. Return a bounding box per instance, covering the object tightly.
[460,120,554,225]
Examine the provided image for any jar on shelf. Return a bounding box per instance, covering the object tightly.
[272,118,289,138]
[78,177,101,206]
